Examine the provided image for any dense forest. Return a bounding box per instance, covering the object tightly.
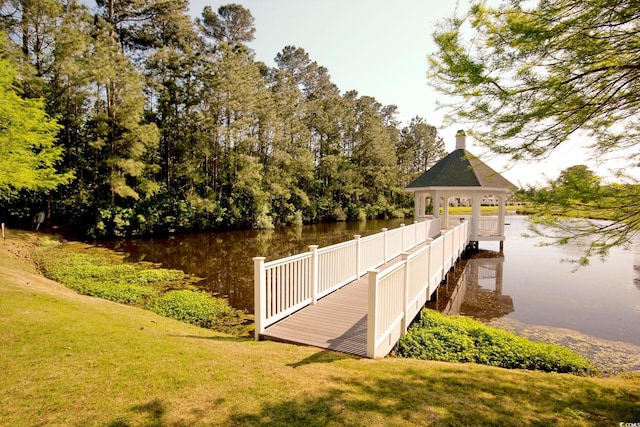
[0,1,446,238]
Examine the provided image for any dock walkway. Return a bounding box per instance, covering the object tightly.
[262,240,434,357]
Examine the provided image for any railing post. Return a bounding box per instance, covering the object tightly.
[401,253,410,334]
[425,238,433,296]
[354,235,361,278]
[441,232,447,281]
[382,228,388,262]
[450,228,455,262]
[309,245,319,304]
[253,257,266,341]
[367,269,379,358]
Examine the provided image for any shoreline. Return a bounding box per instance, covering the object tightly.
[430,247,640,375]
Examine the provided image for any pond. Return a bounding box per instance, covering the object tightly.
[435,216,640,347]
[101,215,640,347]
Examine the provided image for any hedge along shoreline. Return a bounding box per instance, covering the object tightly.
[34,241,247,334]
[396,309,597,376]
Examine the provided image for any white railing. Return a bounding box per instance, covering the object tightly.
[254,252,313,330]
[387,227,404,262]
[367,220,470,358]
[253,217,442,339]
[359,233,385,276]
[316,240,358,299]
[446,215,468,228]
[449,215,500,237]
[478,217,499,235]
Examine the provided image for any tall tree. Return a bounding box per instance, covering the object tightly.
[199,4,272,227]
[141,0,203,197]
[0,35,73,199]
[429,0,640,257]
[346,93,399,215]
[397,116,445,185]
[47,1,93,170]
[0,0,64,97]
[89,10,159,203]
[270,46,323,222]
[199,3,255,45]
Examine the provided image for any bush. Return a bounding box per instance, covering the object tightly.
[347,206,367,222]
[397,310,597,376]
[36,244,246,333]
[74,281,158,305]
[36,247,189,305]
[147,290,241,329]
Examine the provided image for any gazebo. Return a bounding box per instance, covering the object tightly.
[405,130,515,249]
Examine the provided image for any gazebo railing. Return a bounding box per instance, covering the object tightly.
[447,215,500,237]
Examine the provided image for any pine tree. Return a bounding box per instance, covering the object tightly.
[397,116,446,185]
[89,9,159,204]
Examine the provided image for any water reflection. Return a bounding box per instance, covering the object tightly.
[433,252,514,320]
[436,217,640,346]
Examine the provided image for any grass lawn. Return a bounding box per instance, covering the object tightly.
[1,230,639,426]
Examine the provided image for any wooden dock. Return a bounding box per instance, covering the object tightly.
[254,219,470,358]
[262,241,432,357]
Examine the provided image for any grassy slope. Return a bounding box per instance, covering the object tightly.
[1,231,639,426]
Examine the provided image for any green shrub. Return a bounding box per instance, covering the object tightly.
[36,244,247,333]
[397,310,597,376]
[36,246,188,305]
[72,281,158,304]
[147,290,241,329]
[347,206,367,222]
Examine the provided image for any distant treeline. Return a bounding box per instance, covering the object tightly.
[1,1,446,238]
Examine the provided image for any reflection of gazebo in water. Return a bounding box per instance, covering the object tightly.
[405,130,516,250]
[440,253,514,320]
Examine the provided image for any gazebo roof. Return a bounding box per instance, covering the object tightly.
[405,148,516,190]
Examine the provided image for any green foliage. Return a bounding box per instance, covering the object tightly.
[397,116,446,186]
[84,194,228,239]
[397,310,597,376]
[2,1,451,237]
[34,246,189,304]
[429,0,640,163]
[0,33,73,199]
[429,0,640,255]
[34,242,245,332]
[148,289,241,329]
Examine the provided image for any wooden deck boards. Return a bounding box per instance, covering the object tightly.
[262,241,432,357]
